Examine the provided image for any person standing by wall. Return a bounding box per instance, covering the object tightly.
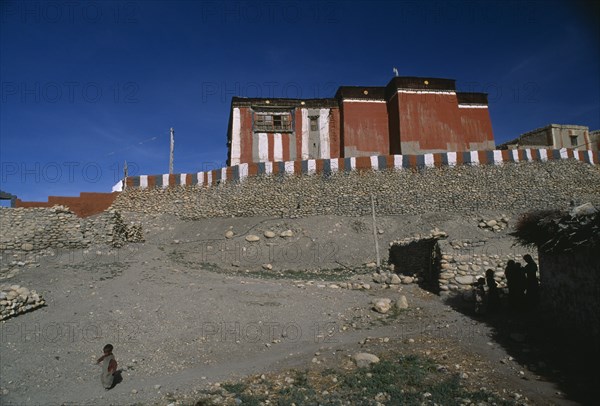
[523,254,540,309]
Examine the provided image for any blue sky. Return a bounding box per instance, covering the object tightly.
[1,0,599,202]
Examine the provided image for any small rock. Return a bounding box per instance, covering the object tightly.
[486,219,497,227]
[264,231,276,238]
[225,230,234,239]
[262,264,273,270]
[401,276,414,284]
[280,230,293,238]
[390,274,401,285]
[395,295,409,310]
[245,235,260,242]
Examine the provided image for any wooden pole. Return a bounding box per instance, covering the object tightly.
[371,194,381,268]
[123,160,128,190]
[169,128,174,174]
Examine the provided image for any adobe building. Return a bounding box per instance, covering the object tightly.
[498,124,598,151]
[226,76,495,165]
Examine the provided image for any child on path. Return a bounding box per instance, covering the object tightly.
[97,344,118,390]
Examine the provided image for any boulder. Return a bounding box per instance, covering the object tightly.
[354,353,380,368]
[455,275,475,285]
[372,298,392,314]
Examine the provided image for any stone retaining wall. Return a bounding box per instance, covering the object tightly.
[116,148,598,190]
[111,159,600,219]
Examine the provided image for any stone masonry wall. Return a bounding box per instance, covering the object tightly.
[111,160,600,219]
[0,206,143,252]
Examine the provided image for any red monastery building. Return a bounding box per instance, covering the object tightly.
[226,76,495,165]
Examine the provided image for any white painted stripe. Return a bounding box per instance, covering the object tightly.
[370,155,379,170]
[180,173,186,185]
[207,171,212,186]
[398,89,456,95]
[424,153,435,167]
[342,99,386,103]
[221,167,227,183]
[393,154,403,169]
[307,159,316,174]
[493,150,503,164]
[560,148,568,159]
[574,150,581,161]
[458,104,488,109]
[469,151,479,165]
[265,161,273,174]
[330,158,339,172]
[239,163,249,181]
[230,107,241,166]
[284,161,295,174]
[588,150,595,164]
[447,152,457,167]
[162,174,169,188]
[197,172,204,186]
[511,150,520,162]
[258,132,269,162]
[301,108,309,160]
[319,108,330,159]
[539,149,548,161]
[525,149,532,161]
[140,175,148,189]
[350,157,356,170]
[273,133,283,162]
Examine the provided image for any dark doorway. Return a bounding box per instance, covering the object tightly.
[388,238,441,293]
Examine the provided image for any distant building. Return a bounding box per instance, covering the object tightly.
[590,129,600,151]
[226,76,495,165]
[498,124,597,151]
[0,190,17,207]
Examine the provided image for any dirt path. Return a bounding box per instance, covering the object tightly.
[0,214,589,405]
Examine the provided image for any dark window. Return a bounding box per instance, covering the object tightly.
[310,117,318,132]
[253,112,292,132]
[570,135,578,147]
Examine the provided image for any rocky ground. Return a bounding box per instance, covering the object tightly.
[0,212,596,405]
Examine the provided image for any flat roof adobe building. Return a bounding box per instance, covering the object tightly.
[498,124,598,151]
[227,76,495,165]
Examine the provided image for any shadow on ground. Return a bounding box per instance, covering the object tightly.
[444,293,599,405]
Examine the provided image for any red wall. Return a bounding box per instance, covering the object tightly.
[15,192,118,218]
[397,92,466,152]
[341,101,389,156]
[328,108,341,159]
[239,107,254,164]
[459,107,495,147]
[387,94,401,155]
